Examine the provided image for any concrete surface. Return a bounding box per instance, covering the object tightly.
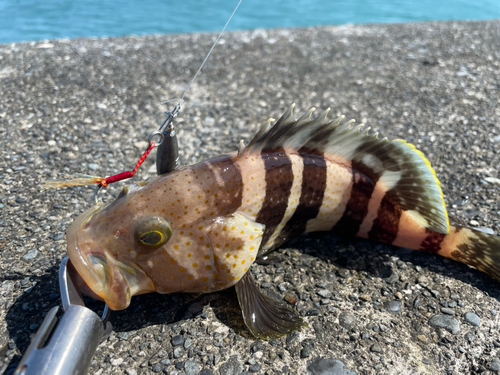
[1,19,500,374]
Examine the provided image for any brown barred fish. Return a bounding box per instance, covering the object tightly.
[67,104,500,339]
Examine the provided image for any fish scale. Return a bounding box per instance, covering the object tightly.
[67,104,500,338]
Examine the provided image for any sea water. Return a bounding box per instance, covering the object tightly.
[0,0,499,44]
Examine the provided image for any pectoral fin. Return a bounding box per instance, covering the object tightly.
[235,271,304,339]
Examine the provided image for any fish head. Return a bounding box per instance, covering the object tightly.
[67,176,265,310]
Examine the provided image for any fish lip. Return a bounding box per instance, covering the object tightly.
[66,203,156,310]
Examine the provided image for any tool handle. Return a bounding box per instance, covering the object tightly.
[15,305,104,375]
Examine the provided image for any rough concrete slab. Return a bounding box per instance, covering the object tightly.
[1,19,500,374]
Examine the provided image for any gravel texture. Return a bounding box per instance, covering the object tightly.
[1,19,500,374]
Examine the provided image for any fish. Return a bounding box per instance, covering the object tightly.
[67,104,500,339]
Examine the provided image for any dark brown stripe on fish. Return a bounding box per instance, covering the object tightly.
[420,229,446,253]
[331,161,380,236]
[256,148,293,247]
[367,195,402,243]
[278,149,327,243]
[207,155,243,215]
[451,229,500,281]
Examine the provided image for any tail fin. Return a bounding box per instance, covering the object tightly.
[431,225,500,282]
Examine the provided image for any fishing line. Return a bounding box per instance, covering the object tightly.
[150,0,244,146]
[42,0,243,193]
[177,0,243,102]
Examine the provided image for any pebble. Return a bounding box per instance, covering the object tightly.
[88,163,99,171]
[52,232,64,241]
[111,358,123,366]
[22,248,38,261]
[441,307,455,315]
[317,290,331,298]
[371,343,383,353]
[429,314,460,334]
[117,332,129,340]
[338,312,356,330]
[199,370,214,375]
[151,363,163,373]
[306,358,357,375]
[301,346,312,358]
[172,335,184,346]
[464,312,480,326]
[488,359,500,372]
[184,338,192,349]
[219,355,243,375]
[173,347,184,358]
[125,369,137,375]
[249,363,262,372]
[306,308,320,316]
[384,300,402,313]
[484,177,500,186]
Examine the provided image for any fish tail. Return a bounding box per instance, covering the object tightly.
[421,225,500,281]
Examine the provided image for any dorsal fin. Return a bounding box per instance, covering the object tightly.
[244,105,449,234]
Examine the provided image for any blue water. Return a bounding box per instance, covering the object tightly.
[0,0,499,44]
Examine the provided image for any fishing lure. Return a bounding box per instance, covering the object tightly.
[66,105,500,339]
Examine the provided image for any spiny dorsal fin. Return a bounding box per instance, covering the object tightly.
[245,105,449,234]
[237,140,246,157]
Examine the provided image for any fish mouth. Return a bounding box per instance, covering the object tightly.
[66,204,156,310]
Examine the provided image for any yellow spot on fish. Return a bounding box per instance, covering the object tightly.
[251,257,254,261]
[188,275,194,280]
[206,265,212,271]
[241,260,246,264]
[223,226,227,231]
[204,255,210,260]
[225,253,230,258]
[193,263,198,268]
[174,245,179,249]
[231,226,235,230]
[233,264,237,268]
[229,276,234,281]
[234,254,238,259]
[198,226,204,230]
[188,253,192,258]
[201,285,207,291]
[221,264,226,269]
[170,258,175,264]
[250,235,254,240]
[186,242,190,246]
[162,250,167,254]
[244,268,248,272]
[180,267,186,272]
[201,277,208,282]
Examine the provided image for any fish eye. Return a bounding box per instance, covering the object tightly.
[135,218,172,247]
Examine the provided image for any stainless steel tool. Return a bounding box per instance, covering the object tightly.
[14,257,111,375]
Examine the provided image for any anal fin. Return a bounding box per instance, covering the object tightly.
[234,271,304,339]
